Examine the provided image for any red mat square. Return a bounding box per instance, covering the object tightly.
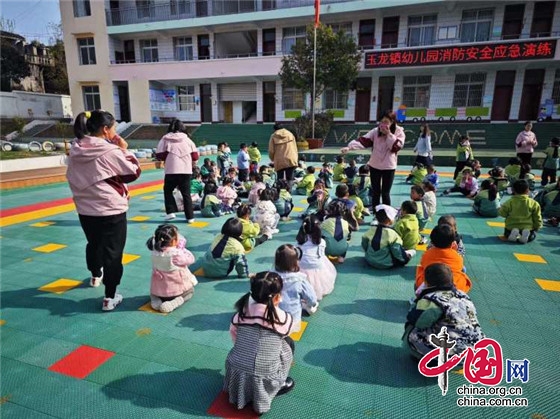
[207,391,260,419]
[48,345,115,379]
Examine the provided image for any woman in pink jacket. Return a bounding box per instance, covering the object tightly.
[340,110,405,207]
[156,119,199,223]
[515,121,538,166]
[67,110,141,311]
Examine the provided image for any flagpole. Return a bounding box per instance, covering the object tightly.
[312,24,317,140]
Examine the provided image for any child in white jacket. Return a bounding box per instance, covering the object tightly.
[253,188,280,238]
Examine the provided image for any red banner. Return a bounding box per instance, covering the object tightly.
[314,0,320,28]
[364,39,557,69]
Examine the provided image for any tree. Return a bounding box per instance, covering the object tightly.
[43,23,69,95]
[0,39,30,91]
[279,24,362,111]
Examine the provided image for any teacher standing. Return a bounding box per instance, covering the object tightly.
[515,121,538,166]
[156,119,199,223]
[269,123,298,182]
[341,110,405,207]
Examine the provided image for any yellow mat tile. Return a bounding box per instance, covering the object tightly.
[130,216,151,222]
[292,207,304,212]
[122,254,141,264]
[189,221,209,228]
[193,267,205,276]
[141,195,156,200]
[32,243,67,253]
[487,221,505,227]
[514,253,547,264]
[30,221,56,228]
[535,279,560,292]
[416,243,427,251]
[420,228,432,235]
[289,321,308,341]
[299,199,308,204]
[39,278,82,294]
[138,303,168,315]
[0,319,5,326]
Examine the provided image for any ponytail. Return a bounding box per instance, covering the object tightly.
[74,110,115,139]
[167,118,185,133]
[488,183,497,201]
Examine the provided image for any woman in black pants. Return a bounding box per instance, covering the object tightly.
[66,110,141,311]
[340,110,405,207]
[156,119,200,223]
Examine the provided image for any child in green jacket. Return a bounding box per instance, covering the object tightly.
[498,179,543,243]
[453,136,474,180]
[406,163,428,186]
[295,166,316,195]
[248,142,262,173]
[394,201,420,250]
[333,156,347,182]
[236,204,261,251]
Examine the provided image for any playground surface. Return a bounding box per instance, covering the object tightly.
[1,160,559,419]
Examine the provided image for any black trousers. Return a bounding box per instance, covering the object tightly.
[541,168,557,186]
[453,161,468,180]
[79,213,127,298]
[163,173,194,220]
[369,167,395,207]
[277,166,296,182]
[238,169,249,182]
[517,152,532,166]
[414,155,432,166]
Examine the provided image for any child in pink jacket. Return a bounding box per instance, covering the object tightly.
[147,224,197,313]
[217,177,239,213]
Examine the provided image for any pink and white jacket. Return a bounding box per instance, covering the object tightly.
[155,132,199,174]
[347,126,405,170]
[66,135,141,216]
[229,297,293,341]
[150,245,197,298]
[217,185,238,207]
[515,130,538,154]
[248,181,266,206]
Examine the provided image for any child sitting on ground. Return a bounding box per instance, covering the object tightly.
[303,179,330,218]
[147,224,197,313]
[190,169,204,210]
[248,173,266,207]
[361,205,416,269]
[333,156,347,182]
[273,244,318,332]
[224,271,295,416]
[515,164,536,192]
[499,179,542,243]
[331,184,360,230]
[259,165,275,188]
[488,166,509,195]
[504,157,522,184]
[535,179,560,220]
[473,179,500,217]
[200,158,214,180]
[274,179,295,221]
[348,184,365,223]
[442,167,478,198]
[343,158,358,182]
[423,164,439,190]
[318,162,334,189]
[353,165,372,208]
[294,157,307,180]
[200,181,223,218]
[296,215,337,300]
[218,177,239,214]
[403,263,484,359]
[253,188,280,239]
[421,181,437,219]
[295,166,316,195]
[406,163,427,186]
[410,185,430,231]
[429,215,465,257]
[541,137,559,187]
[415,224,472,294]
[321,201,352,263]
[200,218,249,278]
[237,204,261,251]
[394,200,421,251]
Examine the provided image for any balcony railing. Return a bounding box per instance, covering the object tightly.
[106,0,347,26]
[24,54,55,66]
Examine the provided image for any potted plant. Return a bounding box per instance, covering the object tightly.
[293,111,334,149]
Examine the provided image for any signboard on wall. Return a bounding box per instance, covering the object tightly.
[149,88,177,111]
[364,39,557,69]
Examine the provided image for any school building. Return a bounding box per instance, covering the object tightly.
[60,0,560,125]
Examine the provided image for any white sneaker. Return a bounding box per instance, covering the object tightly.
[518,229,531,244]
[160,296,185,313]
[90,268,103,287]
[507,228,520,242]
[102,294,123,311]
[186,218,195,224]
[271,228,280,234]
[164,213,176,221]
[150,295,162,311]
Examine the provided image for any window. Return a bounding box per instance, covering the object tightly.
[174,37,193,61]
[140,39,158,62]
[407,15,437,46]
[177,86,196,111]
[83,86,101,110]
[73,0,91,17]
[452,73,486,107]
[136,0,154,18]
[170,0,189,15]
[263,28,276,55]
[358,19,375,49]
[78,37,96,65]
[438,26,457,40]
[531,1,556,38]
[324,89,348,109]
[381,16,399,48]
[402,76,431,108]
[460,8,494,42]
[552,70,560,104]
[328,22,353,37]
[282,87,304,110]
[282,26,306,54]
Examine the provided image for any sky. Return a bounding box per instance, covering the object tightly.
[0,0,62,45]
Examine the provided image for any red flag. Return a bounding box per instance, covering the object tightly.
[314,0,320,27]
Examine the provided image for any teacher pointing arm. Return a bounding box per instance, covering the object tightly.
[341,110,405,207]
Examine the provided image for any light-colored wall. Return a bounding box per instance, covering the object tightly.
[0,91,72,119]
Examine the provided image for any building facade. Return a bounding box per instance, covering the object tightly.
[60,0,560,124]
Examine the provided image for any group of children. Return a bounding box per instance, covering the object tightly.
[141,138,559,415]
